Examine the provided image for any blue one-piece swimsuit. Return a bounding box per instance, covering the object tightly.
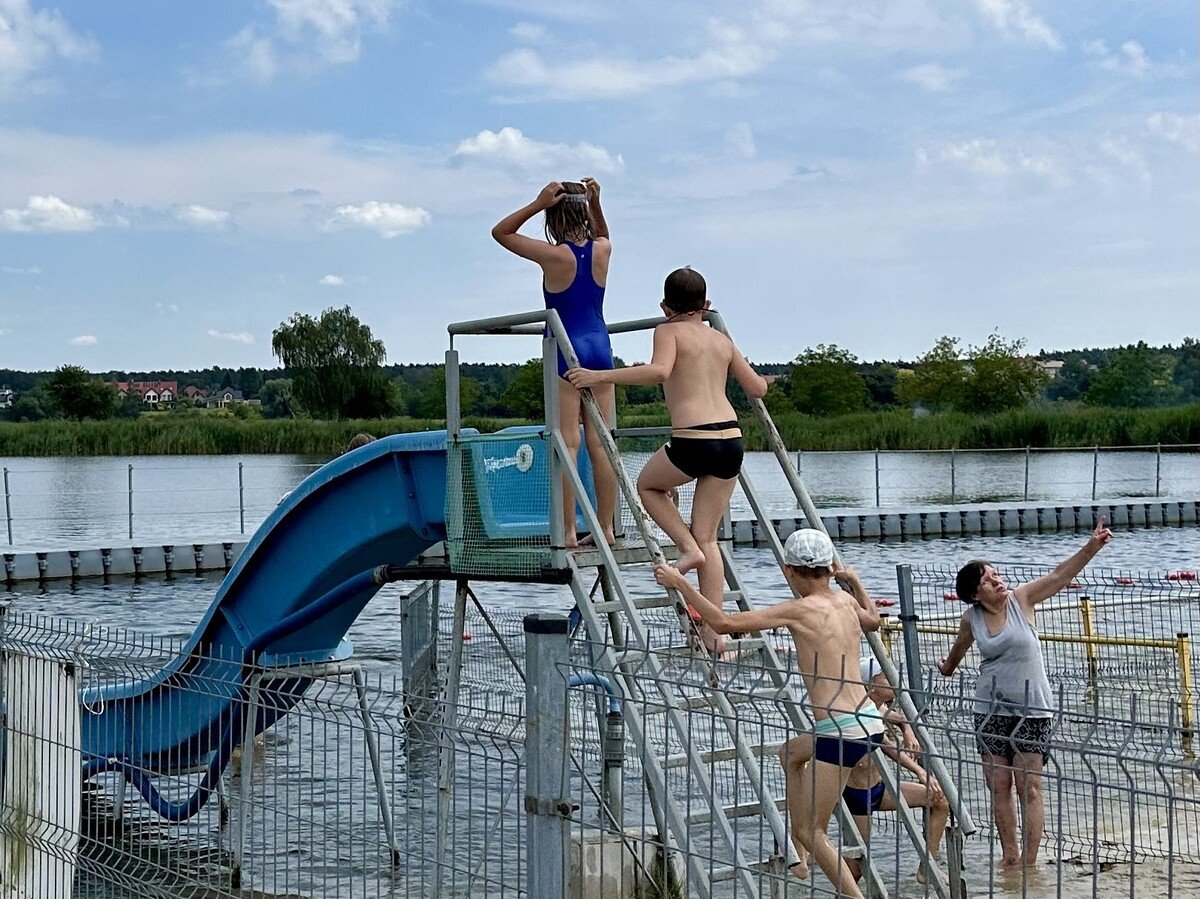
[543,240,614,378]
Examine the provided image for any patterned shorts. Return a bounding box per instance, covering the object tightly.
[973,713,1053,763]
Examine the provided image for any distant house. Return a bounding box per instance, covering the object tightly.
[1037,360,1065,379]
[184,385,209,400]
[112,380,180,405]
[0,387,14,408]
[205,387,245,409]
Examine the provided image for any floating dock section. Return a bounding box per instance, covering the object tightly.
[3,495,1196,585]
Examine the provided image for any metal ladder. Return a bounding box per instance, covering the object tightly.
[544,315,973,898]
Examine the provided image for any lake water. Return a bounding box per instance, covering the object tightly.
[1,447,1196,550]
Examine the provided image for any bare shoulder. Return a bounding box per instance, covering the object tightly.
[593,236,612,254]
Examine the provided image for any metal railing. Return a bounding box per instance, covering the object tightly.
[796,443,1200,508]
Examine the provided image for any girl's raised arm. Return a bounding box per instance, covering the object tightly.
[491,183,565,266]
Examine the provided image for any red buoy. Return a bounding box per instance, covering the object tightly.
[943,592,959,601]
[1114,577,1134,586]
[1067,581,1082,589]
[874,598,896,607]
[1167,571,1197,581]
[462,631,473,641]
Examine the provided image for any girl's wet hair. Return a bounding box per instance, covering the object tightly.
[544,182,595,245]
[955,559,989,605]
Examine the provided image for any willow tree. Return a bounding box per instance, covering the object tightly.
[271,306,391,419]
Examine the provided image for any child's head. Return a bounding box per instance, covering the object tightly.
[544,181,594,245]
[662,267,708,315]
[345,433,377,453]
[860,656,895,705]
[781,529,834,586]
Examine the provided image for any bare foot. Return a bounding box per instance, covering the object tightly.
[788,859,810,880]
[916,862,946,885]
[1000,856,1023,871]
[675,548,705,575]
[565,533,579,550]
[577,530,617,548]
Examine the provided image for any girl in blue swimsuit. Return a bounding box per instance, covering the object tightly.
[492,179,618,547]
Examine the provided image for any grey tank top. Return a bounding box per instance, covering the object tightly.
[969,592,1054,717]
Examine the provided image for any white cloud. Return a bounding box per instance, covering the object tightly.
[898,63,966,92]
[454,127,623,173]
[1,265,40,275]
[325,200,430,238]
[219,0,397,83]
[508,22,547,43]
[725,123,756,159]
[0,195,97,233]
[1147,112,1199,154]
[1084,39,1151,77]
[319,274,345,285]
[975,0,1061,50]
[0,0,98,93]
[922,139,1011,176]
[207,329,255,344]
[69,334,97,346]
[155,301,180,313]
[174,204,231,228]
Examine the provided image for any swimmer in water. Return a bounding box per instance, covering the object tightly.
[492,179,617,548]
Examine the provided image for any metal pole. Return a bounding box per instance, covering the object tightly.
[874,448,881,507]
[949,449,956,504]
[353,666,400,866]
[434,580,469,897]
[796,450,802,480]
[1092,445,1099,501]
[1155,443,1162,497]
[445,349,461,440]
[1177,633,1194,753]
[1024,446,1031,501]
[238,462,245,535]
[127,463,134,540]
[524,613,570,899]
[896,565,926,713]
[3,467,11,545]
[543,337,566,554]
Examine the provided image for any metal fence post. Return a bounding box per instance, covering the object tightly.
[524,613,570,898]
[1024,446,1030,501]
[896,564,926,713]
[949,449,956,503]
[543,338,566,553]
[1079,597,1099,684]
[1177,633,1194,753]
[238,462,245,535]
[1091,445,1099,501]
[127,463,134,540]
[874,448,881,507]
[1155,443,1162,497]
[3,467,11,545]
[796,450,802,480]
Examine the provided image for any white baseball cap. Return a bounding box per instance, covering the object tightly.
[860,656,883,684]
[783,529,834,568]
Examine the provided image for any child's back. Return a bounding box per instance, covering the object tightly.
[661,324,739,428]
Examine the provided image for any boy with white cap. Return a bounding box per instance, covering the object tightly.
[654,528,881,898]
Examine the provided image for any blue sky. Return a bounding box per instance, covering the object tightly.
[0,0,1196,372]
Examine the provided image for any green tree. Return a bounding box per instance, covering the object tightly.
[787,344,868,416]
[411,367,481,419]
[1046,357,1092,402]
[9,391,49,422]
[45,365,117,421]
[861,363,898,409]
[271,306,389,419]
[961,332,1047,414]
[260,379,299,419]
[500,359,545,419]
[235,367,264,398]
[113,392,144,419]
[1085,342,1179,408]
[896,337,966,412]
[1173,337,1200,402]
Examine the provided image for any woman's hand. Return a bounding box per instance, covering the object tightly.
[936,657,956,677]
[566,368,607,389]
[582,177,600,202]
[1088,515,1113,551]
[535,181,564,210]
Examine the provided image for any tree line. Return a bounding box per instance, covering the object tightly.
[3,306,1196,423]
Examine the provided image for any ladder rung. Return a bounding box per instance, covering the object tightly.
[645,687,773,713]
[711,843,863,884]
[571,543,680,569]
[689,796,786,825]
[611,636,767,667]
[591,589,744,615]
[665,740,784,769]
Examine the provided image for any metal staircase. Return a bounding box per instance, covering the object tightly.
[443,308,975,897]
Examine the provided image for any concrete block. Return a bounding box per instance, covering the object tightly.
[775,517,799,540]
[1178,501,1197,525]
[858,514,880,538]
[1037,506,1056,532]
[41,551,73,580]
[732,519,753,544]
[1107,504,1129,528]
[980,509,1001,535]
[940,510,960,537]
[1144,503,1162,527]
[1125,503,1145,527]
[999,509,1019,534]
[899,512,921,539]
[838,515,861,541]
[1163,502,1181,525]
[569,829,682,899]
[877,513,899,538]
[73,550,106,579]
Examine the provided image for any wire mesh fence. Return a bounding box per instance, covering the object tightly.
[2,567,1198,898]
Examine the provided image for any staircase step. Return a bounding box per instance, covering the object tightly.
[592,589,744,615]
[645,687,776,713]
[664,740,784,769]
[572,542,679,569]
[612,636,766,666]
[688,796,786,825]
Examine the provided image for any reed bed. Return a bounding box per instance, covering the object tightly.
[0,404,1195,456]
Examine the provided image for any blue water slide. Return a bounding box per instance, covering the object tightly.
[80,427,595,820]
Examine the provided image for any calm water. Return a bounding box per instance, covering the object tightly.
[1,448,1196,550]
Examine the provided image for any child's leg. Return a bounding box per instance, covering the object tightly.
[580,383,617,545]
[635,449,701,572]
[779,734,813,878]
[689,474,738,651]
[556,382,583,547]
[795,760,863,898]
[887,782,949,882]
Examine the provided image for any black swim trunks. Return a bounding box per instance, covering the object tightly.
[664,420,744,480]
[973,713,1052,763]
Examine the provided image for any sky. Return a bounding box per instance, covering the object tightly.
[0,0,1196,372]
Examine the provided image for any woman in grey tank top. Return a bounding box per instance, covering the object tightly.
[938,518,1113,871]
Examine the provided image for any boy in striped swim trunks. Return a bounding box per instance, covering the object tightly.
[655,529,882,898]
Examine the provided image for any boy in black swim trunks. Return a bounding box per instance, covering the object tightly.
[567,268,768,652]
